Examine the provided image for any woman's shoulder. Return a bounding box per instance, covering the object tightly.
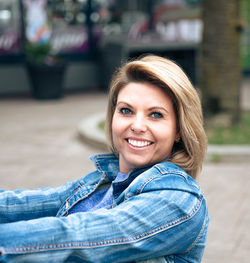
[131,162,203,198]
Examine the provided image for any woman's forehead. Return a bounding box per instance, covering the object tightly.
[116,82,174,110]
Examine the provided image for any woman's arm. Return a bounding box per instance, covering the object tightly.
[0,181,79,223]
[0,187,208,263]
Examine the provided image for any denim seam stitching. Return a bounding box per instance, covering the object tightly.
[183,199,207,253]
[56,181,86,216]
[70,181,85,195]
[136,174,163,194]
[3,197,203,254]
[94,154,116,173]
[155,165,200,190]
[62,182,102,216]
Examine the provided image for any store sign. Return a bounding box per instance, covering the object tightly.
[51,27,100,54]
[51,27,88,54]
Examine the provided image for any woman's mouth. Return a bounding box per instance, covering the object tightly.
[127,139,153,148]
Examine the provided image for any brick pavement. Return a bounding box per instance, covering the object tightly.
[199,162,250,263]
[0,88,250,262]
[0,93,108,189]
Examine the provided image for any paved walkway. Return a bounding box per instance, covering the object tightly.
[0,85,250,262]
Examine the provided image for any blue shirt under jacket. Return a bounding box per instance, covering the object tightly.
[0,153,209,263]
[67,172,128,215]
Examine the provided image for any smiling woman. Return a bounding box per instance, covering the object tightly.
[106,55,207,179]
[111,82,179,174]
[0,55,209,263]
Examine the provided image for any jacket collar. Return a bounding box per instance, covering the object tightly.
[90,153,153,182]
[90,153,120,181]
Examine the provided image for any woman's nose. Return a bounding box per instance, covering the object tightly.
[130,114,147,133]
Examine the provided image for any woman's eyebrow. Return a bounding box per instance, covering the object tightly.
[116,102,169,113]
[116,101,133,107]
[149,106,169,113]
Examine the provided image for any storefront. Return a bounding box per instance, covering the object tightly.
[0,0,23,62]
[0,0,209,95]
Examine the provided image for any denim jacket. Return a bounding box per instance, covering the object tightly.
[0,154,209,263]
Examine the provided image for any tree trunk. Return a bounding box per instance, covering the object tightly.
[199,0,242,124]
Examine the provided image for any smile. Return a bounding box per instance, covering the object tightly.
[127,139,152,148]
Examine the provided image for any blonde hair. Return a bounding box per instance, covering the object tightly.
[106,55,207,179]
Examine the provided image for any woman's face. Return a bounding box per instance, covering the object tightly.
[112,82,179,174]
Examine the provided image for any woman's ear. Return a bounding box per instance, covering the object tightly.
[175,133,180,142]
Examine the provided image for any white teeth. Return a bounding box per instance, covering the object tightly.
[128,139,151,147]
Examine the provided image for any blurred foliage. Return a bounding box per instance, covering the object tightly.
[241,0,250,71]
[206,112,250,144]
[25,42,64,66]
[99,120,105,131]
[25,42,51,64]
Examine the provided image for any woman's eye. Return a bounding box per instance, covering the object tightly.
[151,112,163,119]
[120,108,132,115]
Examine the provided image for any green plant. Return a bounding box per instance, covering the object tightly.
[25,42,66,100]
[206,113,250,144]
[98,120,105,131]
[25,42,51,64]
[25,42,63,66]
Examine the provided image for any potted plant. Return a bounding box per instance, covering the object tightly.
[23,0,66,100]
[25,42,67,100]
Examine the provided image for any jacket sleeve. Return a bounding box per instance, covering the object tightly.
[0,181,78,223]
[0,170,208,263]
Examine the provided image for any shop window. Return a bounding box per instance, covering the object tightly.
[0,0,22,57]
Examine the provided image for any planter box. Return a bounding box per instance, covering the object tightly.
[27,62,66,100]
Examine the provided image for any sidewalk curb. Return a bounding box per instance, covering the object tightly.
[78,112,108,151]
[78,112,250,159]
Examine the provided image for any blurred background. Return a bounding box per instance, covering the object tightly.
[0,0,250,262]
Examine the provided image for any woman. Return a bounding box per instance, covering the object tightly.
[0,55,209,263]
